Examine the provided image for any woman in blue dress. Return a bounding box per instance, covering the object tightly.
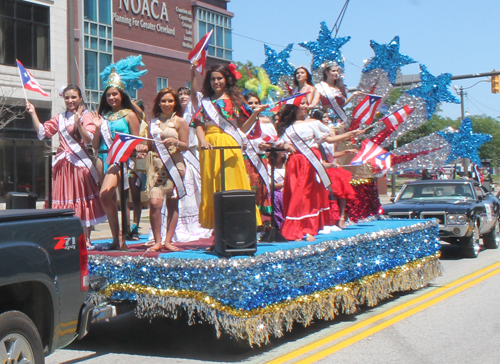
[91,71,141,250]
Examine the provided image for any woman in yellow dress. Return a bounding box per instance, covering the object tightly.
[191,64,268,229]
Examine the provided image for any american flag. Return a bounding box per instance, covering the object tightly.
[16,60,49,97]
[381,105,414,132]
[350,139,388,165]
[188,30,213,74]
[105,132,146,166]
[349,94,382,130]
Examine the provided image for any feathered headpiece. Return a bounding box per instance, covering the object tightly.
[100,55,148,94]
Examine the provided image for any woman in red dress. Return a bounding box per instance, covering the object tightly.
[277,97,362,241]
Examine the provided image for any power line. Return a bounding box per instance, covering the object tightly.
[232,32,308,53]
[331,0,351,37]
[467,94,500,113]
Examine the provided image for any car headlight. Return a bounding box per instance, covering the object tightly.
[447,214,467,225]
[447,214,457,224]
[456,214,467,224]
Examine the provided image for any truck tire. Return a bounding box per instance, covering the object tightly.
[460,225,481,258]
[483,221,500,249]
[0,311,44,364]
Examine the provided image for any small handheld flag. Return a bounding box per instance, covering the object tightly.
[16,60,49,98]
[105,132,147,165]
[348,94,382,131]
[271,92,310,108]
[188,30,213,74]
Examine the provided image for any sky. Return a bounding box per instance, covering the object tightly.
[227,0,500,120]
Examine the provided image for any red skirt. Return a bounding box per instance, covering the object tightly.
[281,149,334,240]
[44,155,106,227]
[326,167,356,200]
[244,157,271,214]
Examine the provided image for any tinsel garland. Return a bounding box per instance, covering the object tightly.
[90,253,441,346]
[347,178,381,222]
[89,219,442,345]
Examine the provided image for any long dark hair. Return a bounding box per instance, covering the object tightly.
[322,65,347,98]
[98,86,134,115]
[293,67,313,88]
[243,92,260,103]
[152,87,183,117]
[202,64,244,108]
[276,104,298,136]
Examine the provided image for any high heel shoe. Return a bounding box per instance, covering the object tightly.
[338,216,346,229]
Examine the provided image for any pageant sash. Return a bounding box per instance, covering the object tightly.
[100,116,135,170]
[286,126,331,188]
[201,98,243,146]
[239,131,271,195]
[181,150,200,174]
[317,82,347,122]
[58,111,99,184]
[150,118,186,199]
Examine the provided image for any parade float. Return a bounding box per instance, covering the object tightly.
[88,21,492,346]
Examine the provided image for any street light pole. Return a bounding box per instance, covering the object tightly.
[459,86,465,120]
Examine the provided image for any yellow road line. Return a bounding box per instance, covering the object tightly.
[266,261,500,364]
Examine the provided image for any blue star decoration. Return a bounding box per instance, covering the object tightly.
[362,36,417,85]
[437,118,491,165]
[407,64,459,118]
[261,43,295,85]
[298,21,350,70]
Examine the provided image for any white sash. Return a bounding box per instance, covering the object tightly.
[201,98,243,146]
[101,117,135,170]
[150,118,186,199]
[286,126,331,188]
[239,131,271,195]
[58,112,99,184]
[181,150,200,174]
[317,82,347,122]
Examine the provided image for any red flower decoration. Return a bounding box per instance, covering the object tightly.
[228,63,242,80]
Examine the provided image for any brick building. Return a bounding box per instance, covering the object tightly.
[0,0,233,199]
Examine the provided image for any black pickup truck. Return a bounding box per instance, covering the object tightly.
[0,209,94,364]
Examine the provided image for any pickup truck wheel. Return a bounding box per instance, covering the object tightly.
[460,225,481,258]
[0,311,44,364]
[483,220,500,249]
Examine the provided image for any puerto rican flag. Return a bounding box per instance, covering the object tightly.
[247,119,262,140]
[16,60,49,97]
[105,132,146,166]
[348,94,382,130]
[370,152,392,173]
[350,139,388,165]
[381,105,414,132]
[188,29,213,73]
[278,91,310,107]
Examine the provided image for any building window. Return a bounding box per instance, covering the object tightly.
[195,8,232,61]
[0,0,50,70]
[157,77,168,92]
[83,0,113,109]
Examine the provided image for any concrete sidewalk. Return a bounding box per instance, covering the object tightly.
[0,194,396,242]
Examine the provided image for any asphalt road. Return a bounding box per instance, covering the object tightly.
[45,238,500,364]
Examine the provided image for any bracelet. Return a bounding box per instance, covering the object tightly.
[176,140,180,147]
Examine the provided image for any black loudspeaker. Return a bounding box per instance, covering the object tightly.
[214,190,257,257]
[6,192,38,209]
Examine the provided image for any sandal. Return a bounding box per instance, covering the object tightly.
[163,242,179,252]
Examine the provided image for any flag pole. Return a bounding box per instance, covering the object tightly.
[16,61,29,103]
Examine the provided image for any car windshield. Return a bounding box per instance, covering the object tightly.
[398,184,474,201]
